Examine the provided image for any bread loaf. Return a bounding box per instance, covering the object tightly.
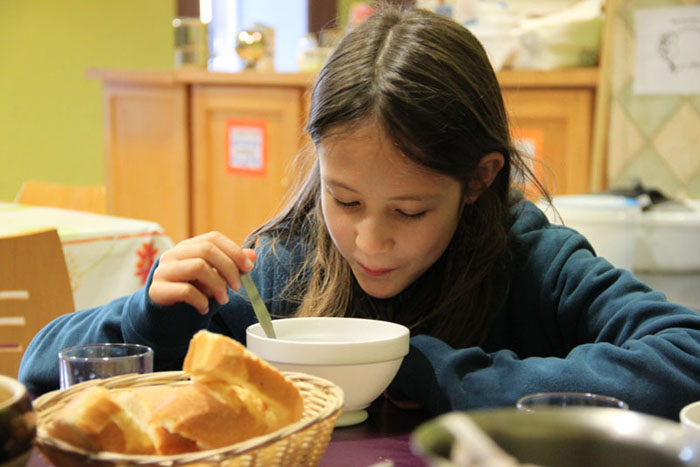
[44,386,128,453]
[44,331,304,455]
[184,329,304,432]
[111,385,179,454]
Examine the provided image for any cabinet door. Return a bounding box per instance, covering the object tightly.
[102,82,190,242]
[192,85,304,244]
[503,88,594,195]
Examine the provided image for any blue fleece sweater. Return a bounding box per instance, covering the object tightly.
[18,200,700,419]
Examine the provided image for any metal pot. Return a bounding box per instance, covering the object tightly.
[412,407,700,467]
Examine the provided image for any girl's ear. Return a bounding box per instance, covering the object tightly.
[464,152,505,204]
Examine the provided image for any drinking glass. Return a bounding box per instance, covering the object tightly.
[516,392,629,412]
[58,343,153,389]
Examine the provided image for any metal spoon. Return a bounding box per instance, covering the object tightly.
[240,273,276,338]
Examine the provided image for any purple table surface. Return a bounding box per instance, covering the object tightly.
[27,395,433,467]
[320,396,432,466]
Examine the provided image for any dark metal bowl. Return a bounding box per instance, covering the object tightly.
[0,375,36,466]
[412,407,700,466]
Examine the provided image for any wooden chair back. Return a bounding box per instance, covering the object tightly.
[0,228,74,377]
[15,179,107,214]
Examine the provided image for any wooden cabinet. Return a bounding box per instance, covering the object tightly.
[89,67,596,244]
[191,85,305,243]
[96,75,191,242]
[499,67,597,195]
[89,69,314,244]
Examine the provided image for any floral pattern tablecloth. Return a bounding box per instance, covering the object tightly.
[0,202,174,311]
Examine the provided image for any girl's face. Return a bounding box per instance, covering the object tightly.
[318,124,465,299]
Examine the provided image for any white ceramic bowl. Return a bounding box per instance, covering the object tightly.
[680,400,700,450]
[247,317,410,426]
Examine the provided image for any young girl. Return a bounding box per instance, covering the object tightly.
[20,6,700,420]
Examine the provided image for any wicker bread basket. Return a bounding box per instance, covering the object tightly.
[33,371,344,466]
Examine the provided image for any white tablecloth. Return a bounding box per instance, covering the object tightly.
[0,202,174,310]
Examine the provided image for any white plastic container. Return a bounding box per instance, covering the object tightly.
[635,201,700,273]
[539,195,642,271]
[466,1,521,71]
[514,0,603,70]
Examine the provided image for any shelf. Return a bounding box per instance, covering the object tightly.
[497,67,598,89]
[88,67,598,89]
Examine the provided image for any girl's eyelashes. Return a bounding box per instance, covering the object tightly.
[334,198,359,208]
[331,194,427,219]
[397,210,426,219]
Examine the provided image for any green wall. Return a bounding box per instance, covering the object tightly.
[0,0,174,201]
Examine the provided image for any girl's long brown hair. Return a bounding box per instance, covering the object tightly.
[245,5,547,348]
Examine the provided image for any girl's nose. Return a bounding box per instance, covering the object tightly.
[355,217,393,254]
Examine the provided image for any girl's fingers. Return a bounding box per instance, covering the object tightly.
[204,232,255,273]
[243,248,257,264]
[167,232,255,289]
[155,258,230,305]
[149,231,256,312]
[163,242,239,290]
[149,280,211,315]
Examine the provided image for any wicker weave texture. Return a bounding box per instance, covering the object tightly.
[33,371,344,466]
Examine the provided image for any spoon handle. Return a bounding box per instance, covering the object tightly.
[241,273,277,338]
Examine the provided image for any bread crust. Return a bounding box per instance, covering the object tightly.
[44,386,121,452]
[111,385,177,454]
[184,330,305,431]
[150,383,266,451]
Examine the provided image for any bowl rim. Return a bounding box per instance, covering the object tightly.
[248,316,409,340]
[680,400,700,430]
[0,374,27,410]
[246,317,410,365]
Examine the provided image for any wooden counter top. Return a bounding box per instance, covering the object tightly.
[87,67,597,89]
[497,67,598,88]
[86,68,318,87]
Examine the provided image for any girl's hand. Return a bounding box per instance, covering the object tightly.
[148,231,257,315]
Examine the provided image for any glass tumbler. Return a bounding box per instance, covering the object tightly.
[58,343,153,389]
[516,392,629,412]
